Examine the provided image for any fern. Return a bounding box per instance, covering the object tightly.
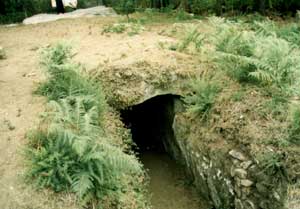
[26,43,147,208]
[213,19,300,94]
[184,78,220,120]
[177,25,205,52]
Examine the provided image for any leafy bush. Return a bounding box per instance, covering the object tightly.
[113,0,135,21]
[184,79,220,120]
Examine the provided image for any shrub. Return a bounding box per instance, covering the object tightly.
[113,0,135,21]
[184,78,220,120]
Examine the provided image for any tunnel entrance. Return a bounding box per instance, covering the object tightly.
[120,94,179,154]
[120,94,204,209]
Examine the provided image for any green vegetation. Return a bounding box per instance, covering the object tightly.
[2,0,300,24]
[113,0,135,21]
[258,151,286,178]
[175,25,204,52]
[27,43,148,208]
[212,19,300,95]
[288,106,300,145]
[184,79,220,120]
[102,22,144,36]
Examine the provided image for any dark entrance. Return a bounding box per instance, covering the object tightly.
[120,94,180,154]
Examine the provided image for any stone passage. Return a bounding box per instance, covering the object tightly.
[120,94,180,154]
[120,94,206,209]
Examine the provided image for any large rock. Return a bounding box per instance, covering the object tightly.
[23,6,117,25]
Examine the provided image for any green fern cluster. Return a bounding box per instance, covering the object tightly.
[253,20,300,46]
[27,97,143,204]
[27,43,147,208]
[176,25,204,52]
[184,78,220,120]
[37,43,106,113]
[213,20,300,93]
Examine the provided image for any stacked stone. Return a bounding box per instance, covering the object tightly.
[229,150,256,209]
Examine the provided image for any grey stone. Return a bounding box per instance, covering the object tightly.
[234,184,242,197]
[244,200,256,209]
[234,168,247,179]
[256,183,268,194]
[273,191,280,201]
[241,161,253,169]
[229,149,247,161]
[241,179,254,187]
[234,198,244,209]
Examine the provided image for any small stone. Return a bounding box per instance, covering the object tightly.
[273,191,280,201]
[244,200,256,209]
[234,168,247,179]
[0,46,6,59]
[241,161,253,170]
[234,198,244,209]
[17,108,22,117]
[234,184,242,197]
[3,119,15,131]
[241,187,251,199]
[229,149,246,161]
[256,183,268,193]
[241,179,254,187]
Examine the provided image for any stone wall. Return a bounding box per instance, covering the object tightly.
[169,99,287,209]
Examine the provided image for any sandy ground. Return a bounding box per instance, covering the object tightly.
[0,16,198,208]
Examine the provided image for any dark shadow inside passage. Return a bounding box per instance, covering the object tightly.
[120,94,180,154]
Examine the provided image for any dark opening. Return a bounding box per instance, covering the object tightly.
[120,94,180,154]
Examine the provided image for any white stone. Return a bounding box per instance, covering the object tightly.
[240,179,253,187]
[234,168,247,179]
[241,161,253,170]
[229,149,247,161]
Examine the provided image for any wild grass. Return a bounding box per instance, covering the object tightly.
[184,78,220,121]
[27,43,148,208]
[102,22,145,36]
